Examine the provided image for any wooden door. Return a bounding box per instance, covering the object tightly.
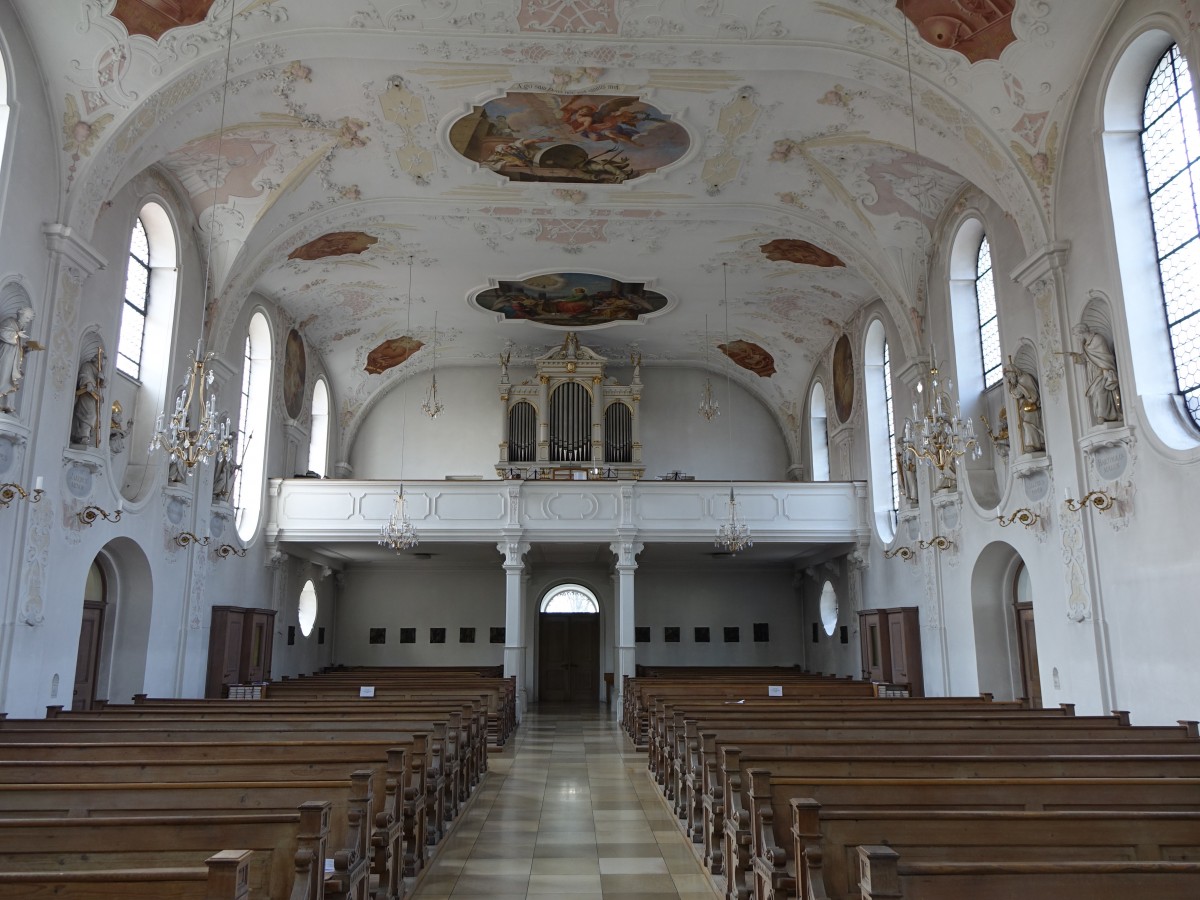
[72,604,104,711]
[538,613,599,703]
[1015,602,1042,707]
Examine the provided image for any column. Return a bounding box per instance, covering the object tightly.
[609,539,643,719]
[498,540,530,720]
[537,375,550,465]
[591,376,604,464]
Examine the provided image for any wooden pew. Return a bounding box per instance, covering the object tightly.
[0,849,255,900]
[0,804,328,900]
[786,803,1200,900]
[856,845,1200,900]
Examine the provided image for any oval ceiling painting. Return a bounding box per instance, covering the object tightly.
[474,273,669,328]
[449,92,690,185]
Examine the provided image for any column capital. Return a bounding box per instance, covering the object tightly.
[497,539,530,568]
[43,223,107,284]
[609,539,644,569]
[1010,240,1070,296]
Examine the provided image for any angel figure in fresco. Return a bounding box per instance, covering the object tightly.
[560,96,661,144]
[62,94,114,158]
[1010,121,1058,191]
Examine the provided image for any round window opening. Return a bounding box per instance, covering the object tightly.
[819,581,838,636]
[540,583,599,614]
[298,580,317,637]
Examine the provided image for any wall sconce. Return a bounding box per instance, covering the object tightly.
[77,500,123,526]
[1,476,44,508]
[212,543,247,559]
[174,531,211,548]
[918,535,954,551]
[997,507,1040,529]
[883,545,915,560]
[1064,489,1114,513]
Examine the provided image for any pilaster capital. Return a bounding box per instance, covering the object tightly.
[1010,241,1070,297]
[610,539,644,569]
[497,539,530,568]
[43,224,107,284]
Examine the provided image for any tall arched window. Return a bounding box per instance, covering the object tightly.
[117,218,150,379]
[809,382,830,481]
[975,236,1003,389]
[1142,43,1200,427]
[864,320,898,539]
[307,378,329,477]
[234,312,272,541]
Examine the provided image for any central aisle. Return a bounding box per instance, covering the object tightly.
[411,705,723,899]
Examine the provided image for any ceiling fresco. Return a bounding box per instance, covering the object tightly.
[473,273,669,328]
[13,0,1125,454]
[449,92,690,185]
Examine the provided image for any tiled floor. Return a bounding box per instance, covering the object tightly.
[410,705,722,899]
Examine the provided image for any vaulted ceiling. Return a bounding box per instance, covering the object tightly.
[16,0,1117,436]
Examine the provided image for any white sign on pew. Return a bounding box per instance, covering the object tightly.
[359,686,375,698]
[768,685,783,697]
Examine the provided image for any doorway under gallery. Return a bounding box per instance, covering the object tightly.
[970,541,1041,705]
[537,583,601,704]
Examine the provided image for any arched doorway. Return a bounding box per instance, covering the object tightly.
[72,559,107,710]
[1012,561,1041,707]
[537,583,600,704]
[971,542,1040,704]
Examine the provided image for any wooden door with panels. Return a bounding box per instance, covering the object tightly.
[538,612,599,703]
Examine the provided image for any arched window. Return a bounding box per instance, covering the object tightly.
[540,583,599,614]
[0,50,10,180]
[975,236,1003,389]
[117,217,151,379]
[864,320,898,539]
[819,581,838,636]
[307,378,329,477]
[809,382,830,481]
[1142,43,1200,427]
[234,312,272,541]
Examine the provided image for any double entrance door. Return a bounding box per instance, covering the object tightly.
[538,612,599,703]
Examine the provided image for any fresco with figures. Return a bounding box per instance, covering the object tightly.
[474,273,668,328]
[450,92,689,185]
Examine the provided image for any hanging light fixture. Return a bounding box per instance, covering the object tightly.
[715,262,752,553]
[894,15,979,477]
[698,314,720,421]
[422,309,444,419]
[148,1,237,473]
[379,255,420,552]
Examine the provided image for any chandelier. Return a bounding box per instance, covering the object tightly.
[714,262,752,552]
[715,486,753,553]
[422,309,444,419]
[698,314,720,421]
[900,359,980,473]
[150,1,236,474]
[149,342,232,470]
[378,486,419,551]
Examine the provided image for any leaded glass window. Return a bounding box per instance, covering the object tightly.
[976,236,1002,389]
[117,217,150,379]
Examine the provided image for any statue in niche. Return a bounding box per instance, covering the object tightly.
[1003,360,1045,453]
[935,458,958,493]
[71,349,106,448]
[896,449,919,505]
[0,306,43,414]
[212,434,238,503]
[1068,324,1122,423]
[168,453,187,485]
[108,401,129,456]
[980,406,1010,458]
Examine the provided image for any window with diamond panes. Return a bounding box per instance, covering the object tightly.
[1143,43,1200,427]
[883,338,900,520]
[975,236,1002,390]
[117,217,150,379]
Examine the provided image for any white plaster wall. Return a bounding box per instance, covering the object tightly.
[349,364,790,481]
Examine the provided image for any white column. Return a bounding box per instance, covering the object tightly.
[498,540,530,720]
[609,540,643,719]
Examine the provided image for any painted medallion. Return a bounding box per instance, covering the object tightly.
[719,340,776,378]
[833,334,854,423]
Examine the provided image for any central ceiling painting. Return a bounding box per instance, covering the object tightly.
[473,273,669,328]
[449,92,690,185]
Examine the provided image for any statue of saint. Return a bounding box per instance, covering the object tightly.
[0,306,44,414]
[1003,362,1046,453]
[71,350,105,448]
[1069,324,1121,423]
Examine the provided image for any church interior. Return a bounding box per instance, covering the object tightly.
[1,0,1200,895]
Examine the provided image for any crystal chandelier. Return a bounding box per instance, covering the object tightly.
[714,262,752,552]
[698,314,720,421]
[378,486,419,551]
[149,3,236,474]
[149,343,232,470]
[715,486,753,553]
[422,310,444,419]
[900,359,980,473]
